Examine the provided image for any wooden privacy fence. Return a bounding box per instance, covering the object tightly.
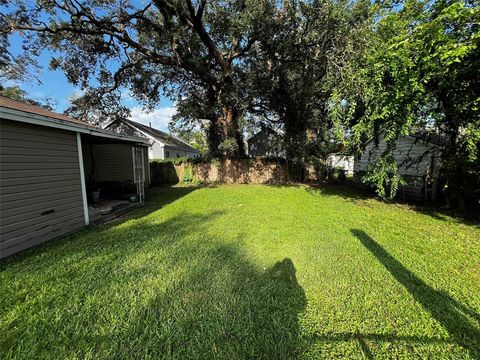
[150,159,323,185]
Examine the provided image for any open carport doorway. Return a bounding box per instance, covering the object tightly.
[80,133,149,224]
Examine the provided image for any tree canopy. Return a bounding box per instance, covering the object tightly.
[2,0,479,208]
[0,85,55,110]
[2,0,272,157]
[332,0,479,207]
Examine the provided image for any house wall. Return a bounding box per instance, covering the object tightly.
[248,129,284,157]
[107,120,199,160]
[83,142,150,186]
[164,146,188,159]
[163,146,200,159]
[327,154,354,174]
[354,136,441,200]
[150,142,164,159]
[0,120,85,258]
[107,121,146,138]
[84,143,134,182]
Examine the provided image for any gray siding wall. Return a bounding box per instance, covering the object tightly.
[354,136,439,176]
[354,136,441,200]
[83,143,134,182]
[0,120,85,258]
[83,143,150,186]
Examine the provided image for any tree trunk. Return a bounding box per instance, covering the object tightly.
[206,86,222,157]
[217,105,245,158]
[437,93,467,211]
[206,72,245,158]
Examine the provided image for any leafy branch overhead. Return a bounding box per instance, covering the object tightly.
[2,0,479,207]
[4,0,268,157]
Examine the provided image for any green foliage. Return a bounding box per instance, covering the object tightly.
[218,138,239,157]
[334,0,480,204]
[0,85,55,110]
[0,85,25,100]
[3,0,478,206]
[150,157,190,165]
[362,153,407,199]
[150,156,207,166]
[246,0,371,163]
[170,127,209,155]
[4,0,272,157]
[64,90,129,127]
[183,164,193,183]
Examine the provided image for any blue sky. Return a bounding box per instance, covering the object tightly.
[7,34,176,131]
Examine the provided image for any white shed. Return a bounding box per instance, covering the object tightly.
[354,133,443,200]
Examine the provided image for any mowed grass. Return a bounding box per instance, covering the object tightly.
[1,184,479,359]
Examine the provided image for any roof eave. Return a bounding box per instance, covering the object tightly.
[1,106,149,145]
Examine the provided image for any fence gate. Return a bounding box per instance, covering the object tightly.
[132,146,145,202]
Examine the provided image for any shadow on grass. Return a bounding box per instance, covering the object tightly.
[118,253,307,358]
[306,331,456,360]
[1,208,307,358]
[129,184,199,219]
[351,229,480,358]
[0,185,199,266]
[305,184,480,227]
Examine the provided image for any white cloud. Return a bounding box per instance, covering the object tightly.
[129,106,177,132]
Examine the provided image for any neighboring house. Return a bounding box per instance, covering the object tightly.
[354,131,443,201]
[106,118,200,159]
[0,96,149,259]
[248,126,284,157]
[327,154,354,174]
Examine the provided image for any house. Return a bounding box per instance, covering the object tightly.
[0,96,149,259]
[354,131,443,201]
[327,154,354,174]
[106,118,200,159]
[247,126,284,157]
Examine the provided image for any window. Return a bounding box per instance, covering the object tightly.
[176,153,180,158]
[165,151,170,158]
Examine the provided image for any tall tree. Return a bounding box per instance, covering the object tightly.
[245,0,371,167]
[334,0,480,207]
[3,0,271,157]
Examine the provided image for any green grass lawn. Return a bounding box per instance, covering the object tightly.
[1,185,479,359]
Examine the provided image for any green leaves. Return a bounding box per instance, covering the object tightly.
[362,152,407,199]
[335,0,480,205]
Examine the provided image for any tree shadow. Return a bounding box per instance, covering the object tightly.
[351,229,480,358]
[1,209,307,359]
[145,184,199,209]
[306,184,480,227]
[306,331,456,360]
[149,162,180,185]
[306,183,372,201]
[115,252,307,358]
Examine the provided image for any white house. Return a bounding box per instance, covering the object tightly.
[354,131,443,201]
[106,118,200,160]
[327,154,354,174]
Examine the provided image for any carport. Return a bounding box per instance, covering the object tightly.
[79,133,149,224]
[0,95,149,258]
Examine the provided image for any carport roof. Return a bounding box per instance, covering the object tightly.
[0,95,149,144]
